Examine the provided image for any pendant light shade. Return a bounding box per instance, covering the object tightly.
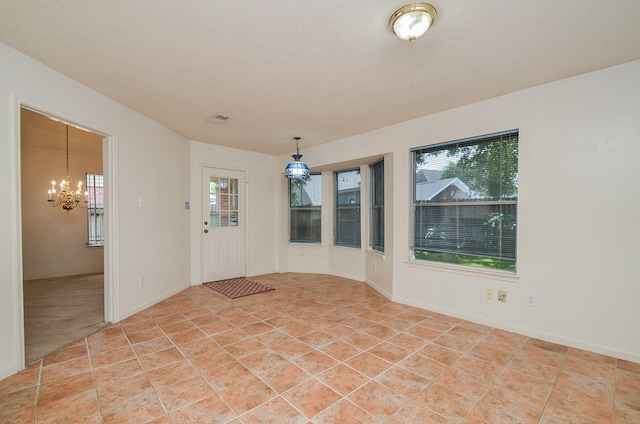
[284,137,310,179]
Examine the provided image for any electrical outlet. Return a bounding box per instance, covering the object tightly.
[485,289,493,300]
[526,292,536,307]
[498,290,507,302]
[139,275,145,287]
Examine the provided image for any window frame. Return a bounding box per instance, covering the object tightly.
[369,159,384,253]
[289,173,322,244]
[334,169,361,248]
[411,130,518,272]
[86,172,104,247]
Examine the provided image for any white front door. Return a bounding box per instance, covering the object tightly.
[202,167,246,282]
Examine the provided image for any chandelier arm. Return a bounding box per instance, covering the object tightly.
[66,125,70,176]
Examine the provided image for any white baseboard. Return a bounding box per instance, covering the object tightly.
[246,268,279,278]
[392,294,640,364]
[331,270,365,282]
[0,363,20,381]
[118,283,191,322]
[364,278,393,300]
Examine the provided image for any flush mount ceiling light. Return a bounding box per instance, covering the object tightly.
[389,3,437,44]
[284,137,310,180]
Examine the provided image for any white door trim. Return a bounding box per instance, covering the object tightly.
[200,166,248,282]
[12,97,118,371]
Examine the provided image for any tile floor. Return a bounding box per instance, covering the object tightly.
[1,273,639,423]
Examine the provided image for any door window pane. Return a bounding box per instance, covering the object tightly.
[209,176,238,228]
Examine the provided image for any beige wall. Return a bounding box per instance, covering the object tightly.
[2,35,639,381]
[279,60,640,363]
[189,141,279,284]
[1,42,191,379]
[21,113,104,280]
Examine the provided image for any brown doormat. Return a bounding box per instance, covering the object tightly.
[203,277,274,299]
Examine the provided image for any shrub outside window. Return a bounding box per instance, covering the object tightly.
[411,130,518,271]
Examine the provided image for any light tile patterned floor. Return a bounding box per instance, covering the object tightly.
[1,273,639,423]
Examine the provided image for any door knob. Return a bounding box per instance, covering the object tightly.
[203,229,209,233]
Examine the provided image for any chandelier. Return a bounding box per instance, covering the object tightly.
[284,136,310,180]
[47,124,87,211]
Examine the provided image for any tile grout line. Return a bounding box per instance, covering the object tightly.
[84,335,104,423]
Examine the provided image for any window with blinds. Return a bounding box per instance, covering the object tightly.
[369,159,384,253]
[334,169,361,248]
[411,130,518,271]
[289,174,322,243]
[86,173,104,246]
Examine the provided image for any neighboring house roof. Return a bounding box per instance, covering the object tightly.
[415,169,442,184]
[415,177,471,201]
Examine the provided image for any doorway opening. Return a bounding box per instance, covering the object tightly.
[20,107,107,364]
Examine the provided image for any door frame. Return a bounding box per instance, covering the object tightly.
[200,166,248,283]
[11,97,118,370]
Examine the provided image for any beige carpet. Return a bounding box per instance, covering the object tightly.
[23,273,108,364]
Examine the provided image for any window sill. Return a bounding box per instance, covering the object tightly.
[366,249,386,261]
[405,259,518,282]
[331,245,362,252]
[288,242,323,248]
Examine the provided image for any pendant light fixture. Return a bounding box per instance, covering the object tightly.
[284,136,310,180]
[47,124,88,211]
[389,3,437,44]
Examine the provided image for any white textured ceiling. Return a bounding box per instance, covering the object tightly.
[1,1,639,155]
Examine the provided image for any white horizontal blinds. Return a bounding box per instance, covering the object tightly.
[289,174,322,243]
[335,169,361,248]
[413,130,518,262]
[86,173,104,246]
[369,159,384,252]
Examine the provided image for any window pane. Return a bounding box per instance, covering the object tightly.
[209,177,218,227]
[290,174,321,243]
[335,206,360,247]
[86,173,104,246]
[412,131,518,271]
[209,176,239,227]
[369,159,384,252]
[335,170,361,248]
[290,174,322,207]
[290,209,322,242]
